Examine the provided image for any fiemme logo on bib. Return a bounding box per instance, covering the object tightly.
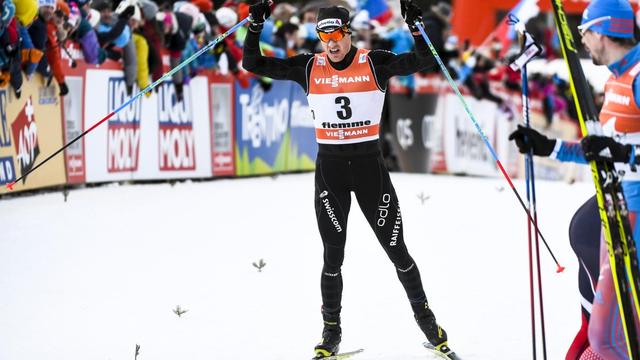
[317,18,342,29]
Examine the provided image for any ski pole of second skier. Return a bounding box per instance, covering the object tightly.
[5,16,251,191]
[521,62,549,360]
[523,63,538,359]
[511,17,548,359]
[414,21,564,273]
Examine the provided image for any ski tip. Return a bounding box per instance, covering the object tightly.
[5,181,15,191]
[556,265,565,273]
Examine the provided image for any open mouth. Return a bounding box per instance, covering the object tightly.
[329,48,340,55]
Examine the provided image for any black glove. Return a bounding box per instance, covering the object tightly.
[401,0,423,32]
[508,125,556,157]
[119,5,135,20]
[249,0,270,25]
[59,82,69,97]
[581,135,631,163]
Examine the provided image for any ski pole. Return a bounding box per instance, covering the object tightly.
[524,66,549,360]
[509,15,549,358]
[522,63,550,360]
[522,63,538,359]
[5,16,251,191]
[509,17,540,357]
[414,22,565,272]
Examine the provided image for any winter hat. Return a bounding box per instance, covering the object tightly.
[316,6,350,32]
[174,1,200,25]
[56,0,69,16]
[38,0,56,9]
[138,0,158,20]
[579,0,635,38]
[14,0,38,27]
[215,6,237,28]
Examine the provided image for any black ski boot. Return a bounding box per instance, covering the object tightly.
[412,301,457,357]
[313,307,342,359]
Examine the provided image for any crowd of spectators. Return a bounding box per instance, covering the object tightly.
[0,0,256,101]
[0,0,602,125]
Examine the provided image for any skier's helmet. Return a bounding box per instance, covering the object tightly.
[578,0,635,39]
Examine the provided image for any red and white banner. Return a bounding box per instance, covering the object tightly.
[83,70,213,182]
[208,73,235,176]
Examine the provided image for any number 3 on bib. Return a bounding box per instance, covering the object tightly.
[335,96,352,120]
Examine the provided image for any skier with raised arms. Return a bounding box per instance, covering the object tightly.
[242,0,458,359]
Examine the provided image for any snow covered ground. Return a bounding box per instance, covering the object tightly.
[1,173,594,360]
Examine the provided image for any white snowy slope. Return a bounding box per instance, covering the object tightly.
[0,173,594,360]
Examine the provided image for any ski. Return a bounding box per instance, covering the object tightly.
[311,348,364,360]
[423,342,462,360]
[549,0,640,358]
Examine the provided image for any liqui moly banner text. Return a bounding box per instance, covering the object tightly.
[107,76,142,174]
[157,82,196,171]
[83,70,213,182]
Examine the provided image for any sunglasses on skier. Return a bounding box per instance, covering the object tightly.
[316,25,351,43]
[577,16,611,37]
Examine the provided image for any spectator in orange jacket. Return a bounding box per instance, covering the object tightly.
[29,0,68,96]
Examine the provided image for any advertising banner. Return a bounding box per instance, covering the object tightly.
[287,85,316,171]
[0,75,66,194]
[442,94,499,176]
[83,70,212,182]
[84,70,140,181]
[62,76,86,184]
[388,92,440,173]
[235,79,291,176]
[209,74,235,176]
[156,82,197,172]
[59,43,123,184]
[388,71,587,179]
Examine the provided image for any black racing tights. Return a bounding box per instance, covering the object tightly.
[314,154,428,314]
[569,195,601,320]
